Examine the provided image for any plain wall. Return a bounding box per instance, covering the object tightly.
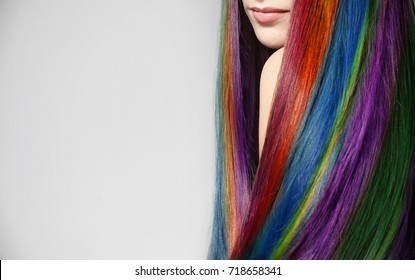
[0,0,220,259]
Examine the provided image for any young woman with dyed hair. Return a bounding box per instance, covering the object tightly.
[209,0,415,260]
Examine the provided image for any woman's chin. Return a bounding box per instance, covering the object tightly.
[254,31,288,49]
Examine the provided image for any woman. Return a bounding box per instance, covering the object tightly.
[209,0,415,259]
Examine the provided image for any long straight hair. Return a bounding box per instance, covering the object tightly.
[209,0,415,260]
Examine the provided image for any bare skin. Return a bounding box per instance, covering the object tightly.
[240,1,292,158]
[258,47,284,157]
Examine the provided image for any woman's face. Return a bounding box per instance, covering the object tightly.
[242,0,294,49]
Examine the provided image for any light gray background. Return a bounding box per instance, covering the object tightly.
[0,0,220,259]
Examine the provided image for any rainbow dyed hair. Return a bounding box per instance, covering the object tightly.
[209,0,415,260]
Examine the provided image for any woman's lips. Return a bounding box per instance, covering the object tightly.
[250,7,289,24]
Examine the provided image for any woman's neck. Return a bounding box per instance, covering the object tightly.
[258,47,285,159]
